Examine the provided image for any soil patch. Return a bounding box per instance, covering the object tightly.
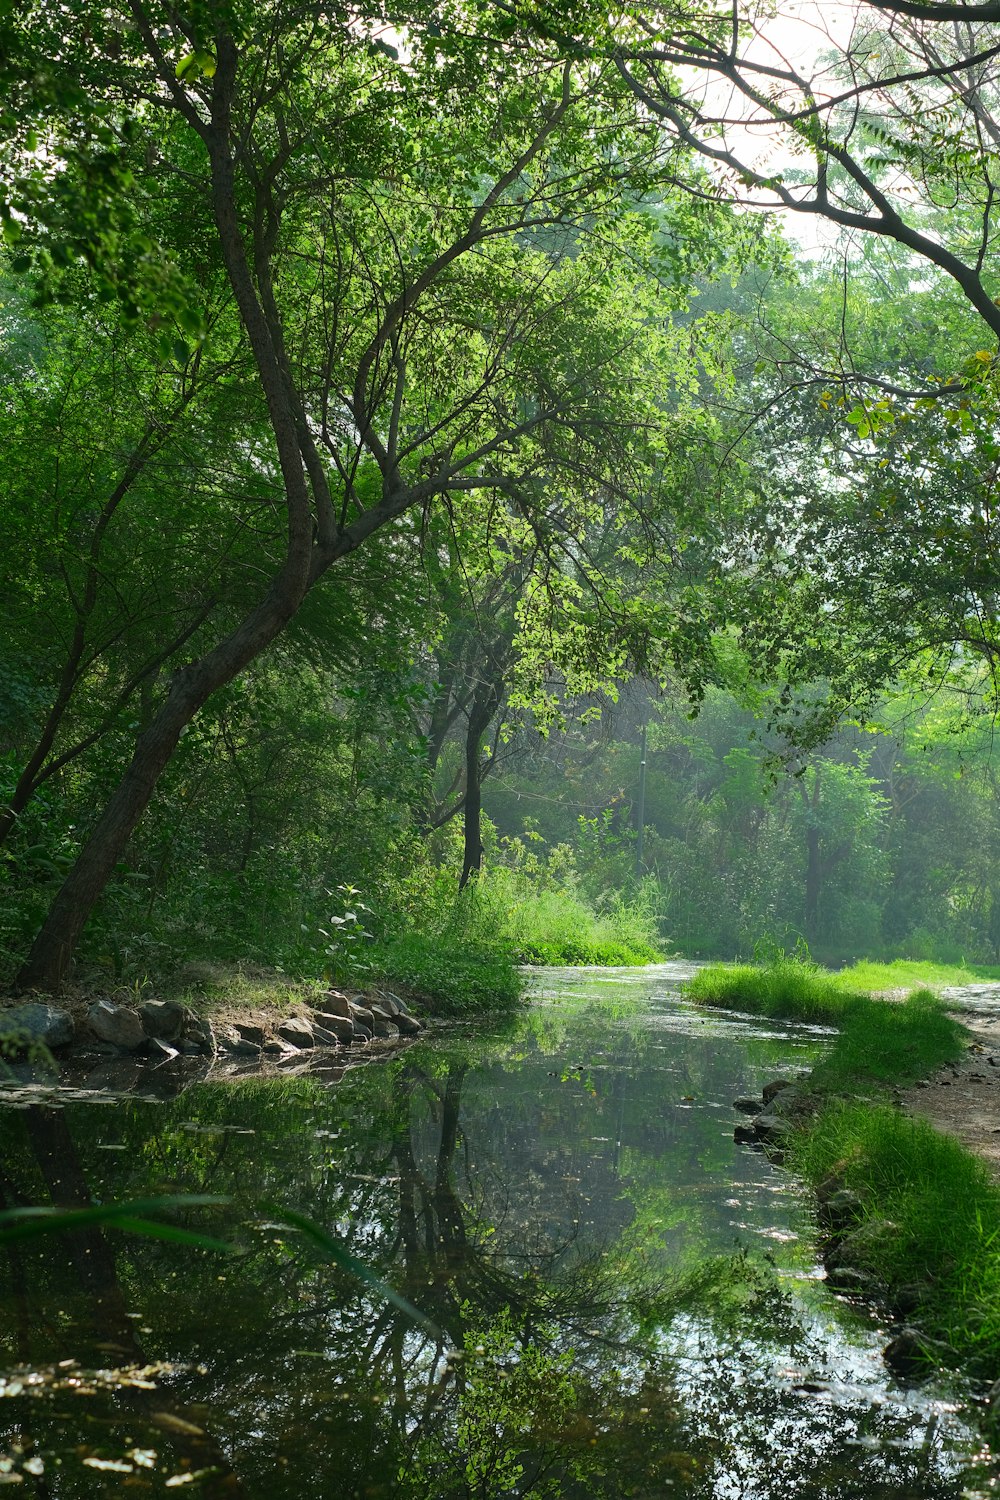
[900,1015,1000,1180]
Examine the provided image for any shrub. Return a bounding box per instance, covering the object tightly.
[368,933,524,1017]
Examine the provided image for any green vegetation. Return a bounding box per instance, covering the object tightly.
[456,864,662,967]
[809,990,967,1092]
[2,6,1000,1001]
[686,959,859,1024]
[834,958,1000,993]
[368,934,524,1018]
[687,962,966,1086]
[689,958,995,1374]
[792,1107,1000,1378]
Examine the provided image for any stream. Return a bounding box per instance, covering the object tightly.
[1,961,998,1497]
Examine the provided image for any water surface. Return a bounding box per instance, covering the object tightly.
[1,963,996,1497]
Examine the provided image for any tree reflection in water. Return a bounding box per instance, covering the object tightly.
[0,991,988,1497]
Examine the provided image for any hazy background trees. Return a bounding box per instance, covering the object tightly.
[3,0,1000,988]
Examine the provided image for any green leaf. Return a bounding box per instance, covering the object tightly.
[0,1196,232,1250]
[176,50,216,82]
[263,1205,442,1339]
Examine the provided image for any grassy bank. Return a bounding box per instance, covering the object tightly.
[791,1103,1000,1378]
[686,958,1000,1379]
[834,957,1000,992]
[366,934,525,1018]
[686,961,967,1089]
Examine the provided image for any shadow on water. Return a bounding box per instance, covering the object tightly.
[0,962,996,1497]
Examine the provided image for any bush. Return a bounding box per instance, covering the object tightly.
[685,957,856,1023]
[368,933,524,1017]
[454,857,662,967]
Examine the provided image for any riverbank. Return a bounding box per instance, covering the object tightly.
[689,960,1000,1394]
[0,965,434,1073]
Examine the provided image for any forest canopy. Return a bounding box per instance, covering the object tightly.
[2,0,1000,991]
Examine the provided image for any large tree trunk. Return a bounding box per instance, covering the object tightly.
[16,582,309,992]
[14,42,326,993]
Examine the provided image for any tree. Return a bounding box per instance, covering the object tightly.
[613,4,1000,714]
[5,1,741,990]
[620,2,1000,340]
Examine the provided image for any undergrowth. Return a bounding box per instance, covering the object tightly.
[834,958,1000,992]
[811,989,966,1091]
[456,865,662,967]
[685,959,860,1024]
[791,1105,1000,1377]
[687,962,966,1087]
[366,933,524,1018]
[690,955,995,1376]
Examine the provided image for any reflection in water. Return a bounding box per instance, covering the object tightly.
[0,963,995,1497]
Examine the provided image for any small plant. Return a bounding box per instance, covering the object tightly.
[318,884,374,980]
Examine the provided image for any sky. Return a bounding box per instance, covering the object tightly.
[681,1,864,255]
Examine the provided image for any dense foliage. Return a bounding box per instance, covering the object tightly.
[3,1,1000,993]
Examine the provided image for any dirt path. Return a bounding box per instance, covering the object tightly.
[900,1013,1000,1179]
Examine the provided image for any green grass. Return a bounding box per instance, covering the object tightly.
[810,989,966,1091]
[686,963,966,1087]
[457,868,662,967]
[833,958,1000,992]
[689,957,997,1377]
[791,1104,1000,1378]
[685,959,861,1024]
[367,933,525,1018]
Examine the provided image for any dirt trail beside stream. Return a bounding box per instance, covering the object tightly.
[898,1001,1000,1180]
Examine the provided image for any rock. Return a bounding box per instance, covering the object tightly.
[312,1025,342,1047]
[2,1003,75,1051]
[394,1012,423,1036]
[383,991,413,1016]
[732,1097,763,1115]
[349,1003,375,1030]
[766,1087,818,1120]
[184,1017,216,1054]
[762,1079,794,1104]
[319,991,353,1020]
[313,1013,356,1045]
[179,1040,205,1055]
[139,999,187,1041]
[832,1218,898,1270]
[353,1024,372,1043]
[87,1000,146,1052]
[894,1282,931,1318]
[883,1326,950,1380]
[233,1022,265,1047]
[277,1016,314,1049]
[826,1265,880,1295]
[817,1188,865,1233]
[262,1040,285,1055]
[376,994,401,1017]
[217,1026,262,1058]
[753,1113,795,1146]
[733,1123,760,1145]
[369,1011,395,1039]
